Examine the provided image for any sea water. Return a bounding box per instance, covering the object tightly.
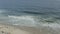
[0,8,60,27]
[0,0,60,34]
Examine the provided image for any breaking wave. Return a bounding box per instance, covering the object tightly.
[8,15,60,29]
[0,9,60,29]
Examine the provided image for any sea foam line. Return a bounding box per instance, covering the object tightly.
[8,15,60,29]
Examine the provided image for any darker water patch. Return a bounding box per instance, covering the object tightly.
[44,20,54,23]
[22,11,46,15]
[54,17,60,19]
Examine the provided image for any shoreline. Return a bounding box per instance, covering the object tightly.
[0,23,59,34]
[0,23,33,34]
[0,23,40,34]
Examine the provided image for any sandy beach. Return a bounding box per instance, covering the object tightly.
[0,24,32,34]
[0,23,59,34]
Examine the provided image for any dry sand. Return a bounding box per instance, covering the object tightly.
[0,24,59,34]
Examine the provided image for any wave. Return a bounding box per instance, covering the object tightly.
[8,15,60,29]
[0,9,60,29]
[8,15,37,27]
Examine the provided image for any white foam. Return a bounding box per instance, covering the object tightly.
[8,15,34,20]
[8,15,60,29]
[42,23,60,29]
[8,15,36,27]
[13,24,19,25]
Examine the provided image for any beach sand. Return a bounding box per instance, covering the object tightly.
[0,24,59,34]
[0,24,32,34]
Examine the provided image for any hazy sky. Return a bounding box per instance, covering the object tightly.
[0,0,60,8]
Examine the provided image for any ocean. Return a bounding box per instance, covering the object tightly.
[0,8,60,28]
[0,0,60,33]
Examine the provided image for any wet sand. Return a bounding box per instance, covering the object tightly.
[0,23,59,34]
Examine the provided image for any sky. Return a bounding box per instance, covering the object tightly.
[0,0,60,8]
